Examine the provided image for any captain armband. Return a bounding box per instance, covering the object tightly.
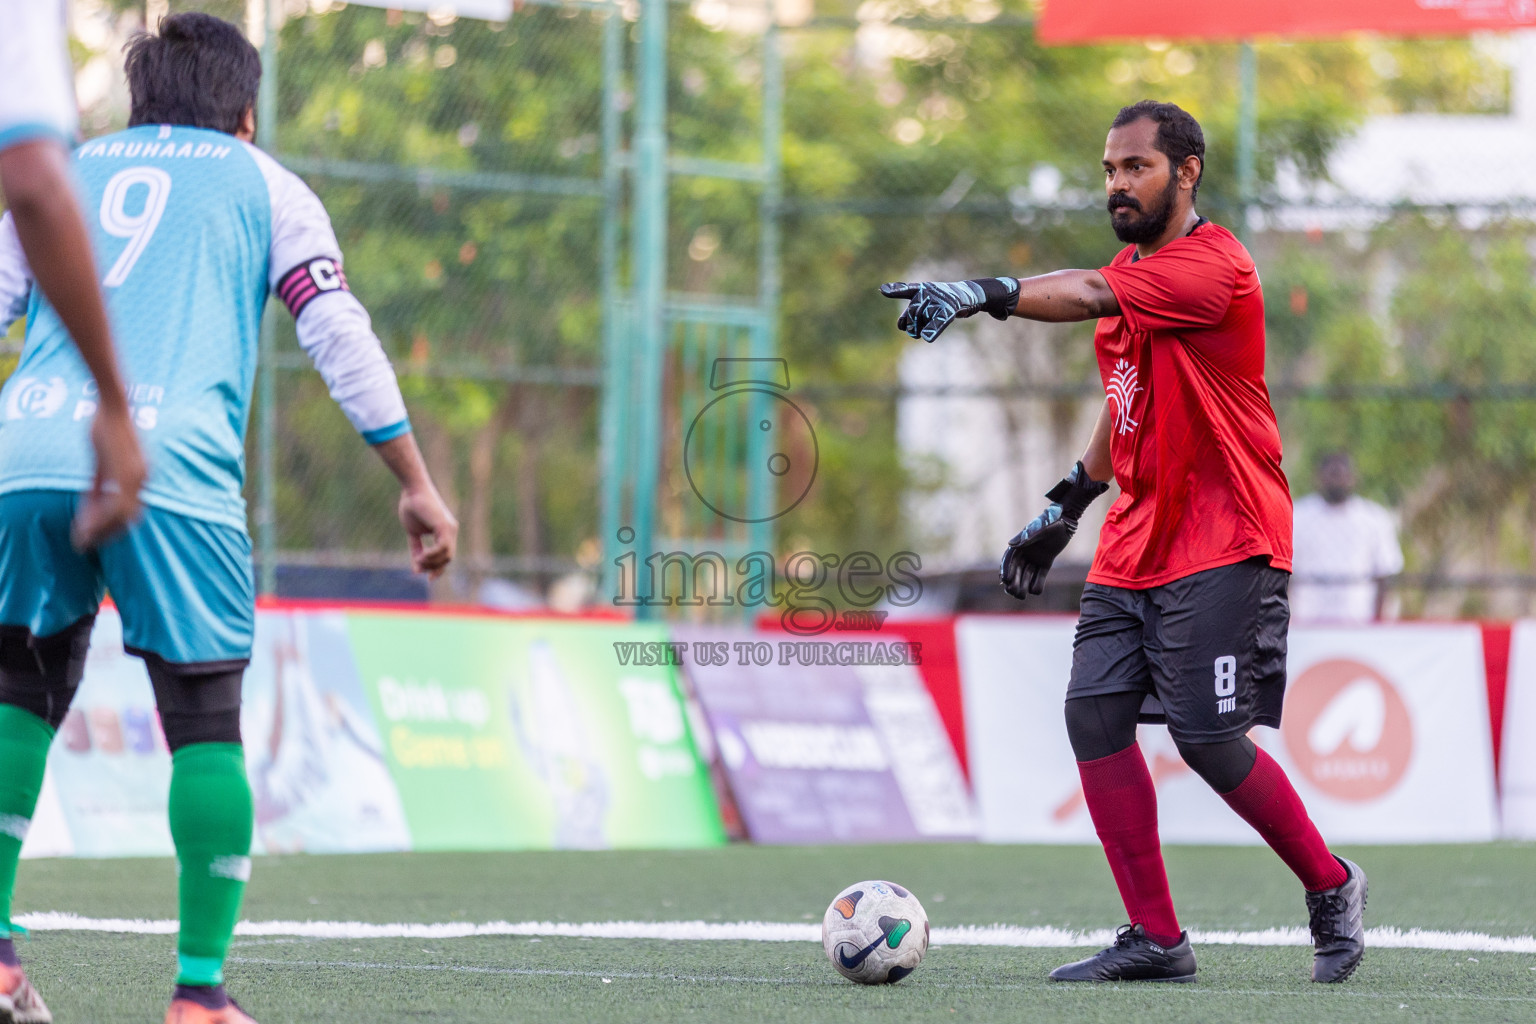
[276,256,349,318]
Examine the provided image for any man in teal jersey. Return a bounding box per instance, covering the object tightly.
[0,14,459,1024]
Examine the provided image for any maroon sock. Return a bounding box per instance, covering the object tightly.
[1220,747,1348,892]
[1077,745,1181,946]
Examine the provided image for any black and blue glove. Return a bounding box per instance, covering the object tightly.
[880,277,1021,342]
[1000,461,1109,601]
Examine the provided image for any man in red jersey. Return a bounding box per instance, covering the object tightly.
[881,101,1365,985]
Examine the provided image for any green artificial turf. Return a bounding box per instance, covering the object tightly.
[14,843,1536,1023]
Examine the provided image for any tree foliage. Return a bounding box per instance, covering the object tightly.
[26,2,1527,607]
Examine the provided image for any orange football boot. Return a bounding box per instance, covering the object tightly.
[164,995,259,1024]
[0,962,51,1024]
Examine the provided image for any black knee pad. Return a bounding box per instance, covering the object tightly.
[0,616,95,730]
[1175,735,1258,794]
[143,654,247,751]
[1064,690,1145,761]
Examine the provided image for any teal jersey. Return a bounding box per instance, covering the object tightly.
[0,126,267,529]
[0,126,409,533]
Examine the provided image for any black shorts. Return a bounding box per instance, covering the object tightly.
[1066,556,1290,743]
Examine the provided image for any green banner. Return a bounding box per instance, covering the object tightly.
[344,614,725,851]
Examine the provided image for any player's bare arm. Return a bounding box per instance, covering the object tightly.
[248,91,458,582]
[372,433,459,579]
[879,270,1116,342]
[0,141,146,549]
[276,251,458,577]
[279,255,459,579]
[1014,270,1119,322]
[881,116,1203,343]
[1079,399,1114,483]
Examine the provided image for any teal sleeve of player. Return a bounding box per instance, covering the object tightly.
[361,419,412,445]
[0,123,70,152]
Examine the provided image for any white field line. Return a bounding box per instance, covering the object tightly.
[226,956,838,986]
[15,912,1536,954]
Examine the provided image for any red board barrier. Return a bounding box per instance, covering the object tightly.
[1482,622,1511,783]
[878,619,969,780]
[1040,0,1536,45]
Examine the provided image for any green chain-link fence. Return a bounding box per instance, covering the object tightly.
[13,1,1536,616]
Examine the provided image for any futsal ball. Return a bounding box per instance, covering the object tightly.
[821,879,929,984]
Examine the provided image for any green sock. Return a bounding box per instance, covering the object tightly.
[169,742,253,986]
[0,705,54,937]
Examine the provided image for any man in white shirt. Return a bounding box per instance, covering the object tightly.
[1290,453,1404,624]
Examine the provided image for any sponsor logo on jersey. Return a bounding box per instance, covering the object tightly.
[1106,358,1142,434]
[1216,696,1236,714]
[4,376,69,420]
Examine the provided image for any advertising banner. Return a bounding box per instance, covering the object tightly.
[679,627,974,844]
[1499,621,1536,837]
[959,617,1498,844]
[344,1,511,21]
[1277,626,1497,843]
[243,611,412,854]
[1040,0,1536,45]
[882,619,970,778]
[23,609,170,859]
[343,614,726,851]
[26,610,725,857]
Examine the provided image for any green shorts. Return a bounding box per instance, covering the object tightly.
[0,490,253,665]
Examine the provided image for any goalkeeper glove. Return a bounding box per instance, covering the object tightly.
[1000,461,1109,601]
[880,277,1021,342]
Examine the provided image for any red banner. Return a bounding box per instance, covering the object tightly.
[1039,0,1536,45]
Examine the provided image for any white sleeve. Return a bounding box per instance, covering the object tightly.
[0,214,34,333]
[248,145,411,443]
[293,291,411,443]
[0,0,77,151]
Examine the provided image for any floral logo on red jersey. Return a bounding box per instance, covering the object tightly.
[1107,359,1143,435]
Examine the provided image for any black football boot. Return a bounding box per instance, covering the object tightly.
[1306,856,1367,983]
[1049,924,1197,982]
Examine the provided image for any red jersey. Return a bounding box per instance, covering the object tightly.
[1090,220,1292,588]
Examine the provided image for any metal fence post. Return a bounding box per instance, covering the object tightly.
[256,0,279,597]
[1237,40,1257,238]
[630,0,668,618]
[598,2,625,601]
[747,10,783,553]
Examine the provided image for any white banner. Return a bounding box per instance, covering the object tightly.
[959,617,1498,845]
[23,608,413,859]
[343,1,512,20]
[22,610,169,859]
[1500,621,1536,837]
